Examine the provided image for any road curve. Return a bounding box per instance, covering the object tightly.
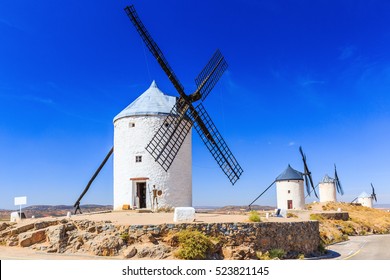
[326,234,390,260]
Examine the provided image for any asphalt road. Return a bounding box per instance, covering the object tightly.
[326,234,390,260]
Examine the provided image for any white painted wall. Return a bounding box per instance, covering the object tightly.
[276,180,305,210]
[113,115,192,210]
[319,182,337,203]
[357,197,373,208]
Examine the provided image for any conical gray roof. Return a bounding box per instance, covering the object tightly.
[358,192,371,198]
[275,164,303,181]
[321,174,335,183]
[114,81,176,122]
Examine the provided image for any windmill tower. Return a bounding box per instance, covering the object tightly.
[319,175,337,202]
[113,81,192,210]
[275,165,305,210]
[319,164,344,203]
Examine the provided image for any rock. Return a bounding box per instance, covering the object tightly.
[89,235,124,256]
[123,247,137,258]
[137,245,171,259]
[0,222,10,231]
[7,240,19,246]
[18,229,46,247]
[148,234,159,245]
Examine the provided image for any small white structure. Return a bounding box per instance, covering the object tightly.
[275,165,305,210]
[357,192,373,208]
[319,174,337,203]
[10,212,21,222]
[113,81,192,211]
[173,207,196,222]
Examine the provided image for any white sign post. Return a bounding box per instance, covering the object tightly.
[14,196,27,220]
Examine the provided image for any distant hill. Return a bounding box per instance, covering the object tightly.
[0,204,275,220]
[0,204,112,220]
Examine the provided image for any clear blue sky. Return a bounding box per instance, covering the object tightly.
[1,0,389,210]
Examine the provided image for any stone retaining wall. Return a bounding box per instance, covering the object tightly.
[128,221,320,256]
[317,212,349,221]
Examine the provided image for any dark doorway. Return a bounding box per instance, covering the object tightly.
[136,182,147,208]
[287,200,293,209]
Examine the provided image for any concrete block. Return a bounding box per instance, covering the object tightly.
[10,212,20,222]
[173,207,195,222]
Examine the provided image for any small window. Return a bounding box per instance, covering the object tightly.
[135,156,142,163]
[288,190,291,194]
[129,122,135,128]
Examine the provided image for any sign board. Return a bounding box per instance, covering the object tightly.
[14,196,27,206]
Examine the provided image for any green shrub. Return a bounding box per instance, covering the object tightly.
[287,212,298,218]
[318,243,327,254]
[257,251,271,260]
[249,211,261,222]
[310,214,324,221]
[269,248,285,259]
[119,232,129,243]
[174,230,214,260]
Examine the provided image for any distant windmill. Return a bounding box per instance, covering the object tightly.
[351,183,377,208]
[249,146,318,210]
[310,164,344,202]
[73,5,243,214]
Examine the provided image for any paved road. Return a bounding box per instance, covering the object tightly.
[326,234,390,260]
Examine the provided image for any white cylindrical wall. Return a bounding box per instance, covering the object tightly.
[319,182,337,203]
[113,115,192,210]
[276,180,305,210]
[357,197,373,208]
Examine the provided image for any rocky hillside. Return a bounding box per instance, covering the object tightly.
[308,202,390,245]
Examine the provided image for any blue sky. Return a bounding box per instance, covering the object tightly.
[1,0,389,210]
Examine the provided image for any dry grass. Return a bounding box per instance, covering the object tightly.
[308,202,390,245]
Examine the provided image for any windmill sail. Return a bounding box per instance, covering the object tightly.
[334,164,344,195]
[371,183,377,202]
[299,146,318,198]
[125,5,243,184]
[146,100,192,171]
[190,104,243,185]
[194,49,228,101]
[124,6,185,96]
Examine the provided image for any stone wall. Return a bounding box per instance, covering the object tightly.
[0,219,320,259]
[128,221,320,257]
[316,212,349,221]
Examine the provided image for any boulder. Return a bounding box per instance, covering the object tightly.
[19,229,46,247]
[123,247,137,258]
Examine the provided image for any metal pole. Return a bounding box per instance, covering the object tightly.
[248,181,276,210]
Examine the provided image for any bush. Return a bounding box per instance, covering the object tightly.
[309,214,324,221]
[119,232,129,243]
[269,248,285,259]
[249,211,261,222]
[174,230,214,260]
[287,212,298,218]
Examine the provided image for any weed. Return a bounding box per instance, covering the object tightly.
[120,232,129,243]
[174,230,214,260]
[309,214,324,221]
[287,212,298,218]
[269,248,285,259]
[248,211,261,222]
